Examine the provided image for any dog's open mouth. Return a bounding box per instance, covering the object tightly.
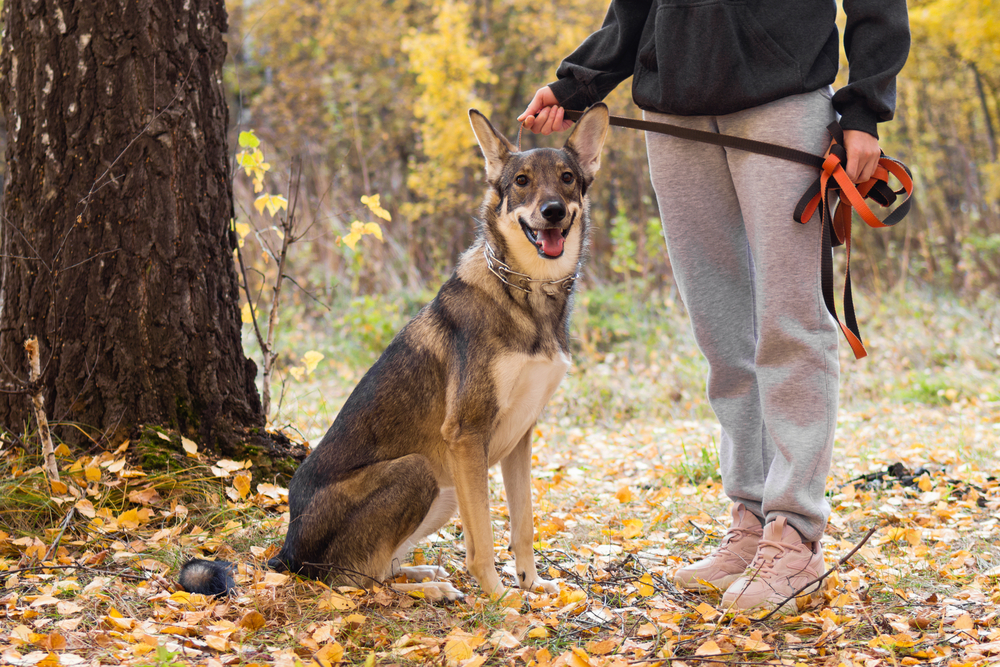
[521,220,571,258]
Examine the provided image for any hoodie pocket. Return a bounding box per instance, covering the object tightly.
[635,0,803,115]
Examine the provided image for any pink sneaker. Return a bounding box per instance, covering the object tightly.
[674,503,762,591]
[721,516,825,615]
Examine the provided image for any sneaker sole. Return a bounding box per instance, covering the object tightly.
[724,580,823,615]
[675,571,743,592]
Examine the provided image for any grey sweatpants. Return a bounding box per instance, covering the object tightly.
[645,88,839,542]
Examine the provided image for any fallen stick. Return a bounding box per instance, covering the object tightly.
[24,337,59,483]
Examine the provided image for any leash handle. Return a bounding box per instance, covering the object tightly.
[793,122,913,359]
[563,108,914,359]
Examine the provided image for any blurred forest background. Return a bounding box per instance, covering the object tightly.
[1,0,998,412]
[218,0,999,298]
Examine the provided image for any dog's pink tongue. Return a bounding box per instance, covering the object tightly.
[538,229,564,257]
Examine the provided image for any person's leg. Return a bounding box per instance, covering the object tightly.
[646,113,770,589]
[645,113,768,522]
[717,87,839,544]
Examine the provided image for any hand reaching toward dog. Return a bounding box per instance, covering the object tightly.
[518,86,574,135]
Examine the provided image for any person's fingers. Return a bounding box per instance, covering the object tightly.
[517,87,554,123]
[842,129,881,184]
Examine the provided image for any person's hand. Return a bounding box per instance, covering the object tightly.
[842,129,881,184]
[517,87,574,135]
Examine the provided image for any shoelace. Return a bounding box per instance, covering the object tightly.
[746,539,791,574]
[717,526,762,559]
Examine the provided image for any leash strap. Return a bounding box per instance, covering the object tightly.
[564,110,914,359]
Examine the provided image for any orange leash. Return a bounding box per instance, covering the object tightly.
[563,110,915,359]
[793,122,914,358]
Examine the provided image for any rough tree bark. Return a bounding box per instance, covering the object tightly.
[0,0,267,449]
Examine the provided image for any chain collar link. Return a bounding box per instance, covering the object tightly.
[483,241,577,295]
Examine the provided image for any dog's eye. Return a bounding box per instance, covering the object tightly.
[562,172,574,184]
[515,175,528,186]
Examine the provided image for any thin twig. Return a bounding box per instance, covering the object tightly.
[3,564,148,581]
[24,337,59,482]
[43,507,76,561]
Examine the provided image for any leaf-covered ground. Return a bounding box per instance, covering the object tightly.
[2,288,999,667]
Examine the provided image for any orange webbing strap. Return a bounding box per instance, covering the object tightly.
[793,122,914,359]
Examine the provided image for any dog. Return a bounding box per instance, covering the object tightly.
[179,103,609,600]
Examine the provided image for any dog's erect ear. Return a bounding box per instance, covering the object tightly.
[564,103,610,181]
[469,109,517,183]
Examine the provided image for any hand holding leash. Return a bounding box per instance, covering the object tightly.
[518,86,574,135]
[842,129,882,183]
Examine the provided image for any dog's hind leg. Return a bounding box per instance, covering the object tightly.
[388,486,464,601]
[270,454,446,590]
[390,486,457,582]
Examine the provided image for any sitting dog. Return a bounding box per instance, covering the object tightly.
[180,103,609,600]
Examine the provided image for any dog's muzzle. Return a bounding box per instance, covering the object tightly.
[521,201,571,258]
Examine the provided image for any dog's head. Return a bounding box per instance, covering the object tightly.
[469,104,609,280]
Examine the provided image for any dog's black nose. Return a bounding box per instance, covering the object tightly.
[540,201,566,222]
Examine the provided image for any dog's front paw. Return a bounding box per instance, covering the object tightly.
[521,576,558,595]
[423,581,464,601]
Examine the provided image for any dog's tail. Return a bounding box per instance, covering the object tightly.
[178,559,237,597]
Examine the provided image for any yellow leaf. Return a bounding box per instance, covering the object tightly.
[695,640,722,656]
[527,627,549,639]
[241,302,254,324]
[563,647,591,667]
[636,622,658,638]
[302,350,325,374]
[362,222,384,241]
[233,472,251,500]
[345,613,367,628]
[586,639,617,655]
[615,486,634,503]
[696,601,720,620]
[253,194,269,215]
[234,221,251,247]
[444,637,473,661]
[621,518,643,539]
[637,572,655,596]
[261,572,289,587]
[238,130,260,149]
[117,508,140,530]
[181,437,198,456]
[954,614,974,631]
[361,194,392,221]
[50,480,68,495]
[315,642,345,666]
[238,611,266,631]
[342,231,362,250]
[205,635,228,652]
[557,587,586,606]
[288,366,305,381]
[31,595,60,607]
[37,653,60,667]
[265,195,288,217]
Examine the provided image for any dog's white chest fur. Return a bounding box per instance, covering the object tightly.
[488,351,570,466]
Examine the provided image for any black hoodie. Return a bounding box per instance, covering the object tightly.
[547,0,909,137]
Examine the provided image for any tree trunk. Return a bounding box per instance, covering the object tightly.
[0,0,264,448]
